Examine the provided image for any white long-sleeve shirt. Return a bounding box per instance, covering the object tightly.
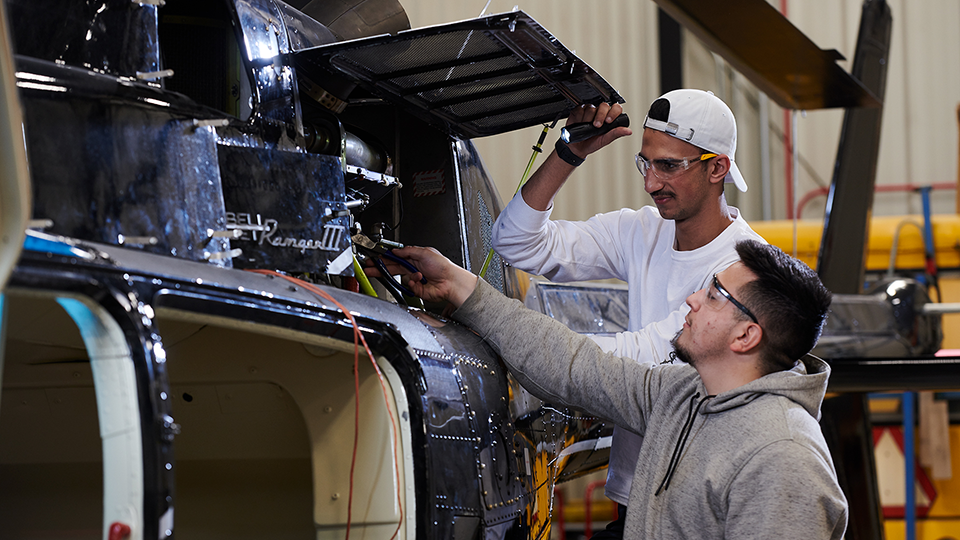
[491,193,765,504]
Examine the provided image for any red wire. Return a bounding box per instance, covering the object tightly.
[347,315,360,539]
[245,269,404,539]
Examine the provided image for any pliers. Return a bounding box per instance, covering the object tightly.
[380,249,427,284]
[352,233,427,301]
[372,256,416,298]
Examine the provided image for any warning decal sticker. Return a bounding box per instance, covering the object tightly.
[412,169,445,197]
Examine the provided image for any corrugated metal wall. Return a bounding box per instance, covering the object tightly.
[401,0,960,224]
[401,0,660,222]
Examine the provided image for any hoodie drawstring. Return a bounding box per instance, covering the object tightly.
[655,393,714,496]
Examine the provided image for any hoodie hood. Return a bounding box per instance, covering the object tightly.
[698,354,831,420]
[655,353,832,495]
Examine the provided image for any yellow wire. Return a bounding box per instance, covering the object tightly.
[352,255,378,297]
[480,124,552,278]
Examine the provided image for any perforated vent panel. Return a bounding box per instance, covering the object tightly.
[292,11,623,139]
[477,191,504,294]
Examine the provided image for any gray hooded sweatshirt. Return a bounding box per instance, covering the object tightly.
[454,280,848,539]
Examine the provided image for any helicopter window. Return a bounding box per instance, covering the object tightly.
[158,1,253,121]
[156,310,407,539]
[0,294,140,540]
[0,289,409,539]
[159,316,312,540]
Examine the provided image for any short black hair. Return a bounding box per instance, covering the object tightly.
[735,240,832,373]
[646,97,711,158]
[647,97,671,122]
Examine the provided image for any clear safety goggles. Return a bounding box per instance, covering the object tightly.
[703,274,758,324]
[635,152,717,180]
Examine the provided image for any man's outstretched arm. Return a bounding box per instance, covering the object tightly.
[364,245,479,308]
[515,102,631,211]
[491,103,632,278]
[366,246,656,434]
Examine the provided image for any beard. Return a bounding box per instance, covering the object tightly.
[669,329,694,365]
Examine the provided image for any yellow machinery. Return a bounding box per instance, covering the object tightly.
[757,215,960,540]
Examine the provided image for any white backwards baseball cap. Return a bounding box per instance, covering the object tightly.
[642,89,747,192]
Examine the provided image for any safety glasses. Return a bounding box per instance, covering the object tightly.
[706,274,759,324]
[635,152,717,180]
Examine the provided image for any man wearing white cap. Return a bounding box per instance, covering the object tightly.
[491,89,765,538]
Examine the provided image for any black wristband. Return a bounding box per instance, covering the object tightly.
[555,139,585,167]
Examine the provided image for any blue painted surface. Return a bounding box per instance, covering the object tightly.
[55,297,96,342]
[22,231,91,259]
[920,187,935,262]
[903,391,916,540]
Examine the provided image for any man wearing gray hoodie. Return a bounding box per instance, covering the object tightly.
[370,239,848,539]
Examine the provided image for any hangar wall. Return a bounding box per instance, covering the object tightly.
[401,0,960,225]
